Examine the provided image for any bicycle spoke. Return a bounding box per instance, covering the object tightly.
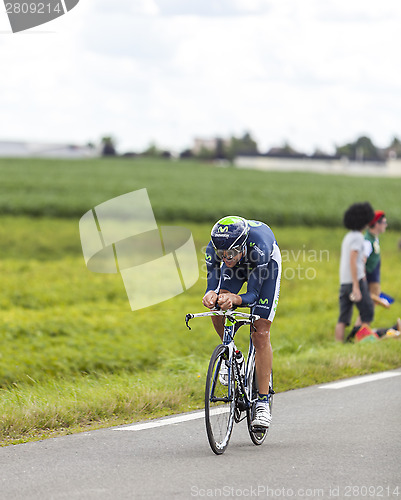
[205,345,235,455]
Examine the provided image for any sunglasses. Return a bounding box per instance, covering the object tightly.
[214,246,244,260]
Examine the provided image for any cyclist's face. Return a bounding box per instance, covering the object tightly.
[222,251,243,267]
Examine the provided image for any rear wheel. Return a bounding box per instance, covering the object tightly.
[247,361,273,445]
[205,345,235,455]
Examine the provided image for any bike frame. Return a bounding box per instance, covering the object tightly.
[186,309,260,411]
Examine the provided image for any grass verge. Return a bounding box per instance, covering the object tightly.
[1,217,400,445]
[1,340,400,446]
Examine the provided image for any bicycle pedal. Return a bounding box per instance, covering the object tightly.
[251,425,267,433]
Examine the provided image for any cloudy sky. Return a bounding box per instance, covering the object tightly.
[1,0,401,154]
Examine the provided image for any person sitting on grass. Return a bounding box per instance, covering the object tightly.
[335,202,375,342]
[349,210,399,341]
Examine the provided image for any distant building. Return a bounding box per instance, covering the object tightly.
[234,153,401,177]
[192,137,231,155]
[0,140,99,159]
[192,138,217,155]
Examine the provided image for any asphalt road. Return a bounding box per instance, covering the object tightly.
[1,369,400,500]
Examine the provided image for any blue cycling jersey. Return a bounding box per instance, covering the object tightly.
[205,220,278,307]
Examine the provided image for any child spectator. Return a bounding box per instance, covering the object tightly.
[335,202,375,342]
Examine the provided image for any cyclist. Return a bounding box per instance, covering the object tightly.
[202,216,281,430]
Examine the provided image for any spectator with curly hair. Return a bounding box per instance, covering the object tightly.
[335,202,375,342]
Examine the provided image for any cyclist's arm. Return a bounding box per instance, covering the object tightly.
[204,241,221,294]
[239,262,269,307]
[239,228,276,307]
[239,234,274,307]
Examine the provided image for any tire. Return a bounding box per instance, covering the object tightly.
[247,362,273,446]
[205,344,235,455]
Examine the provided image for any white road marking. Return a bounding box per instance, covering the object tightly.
[319,371,401,390]
[115,371,400,431]
[114,407,229,432]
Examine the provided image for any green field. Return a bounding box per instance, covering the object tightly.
[1,158,400,445]
[1,157,401,227]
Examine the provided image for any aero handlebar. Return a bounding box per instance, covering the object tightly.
[185,309,261,330]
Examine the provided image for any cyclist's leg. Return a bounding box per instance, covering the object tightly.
[251,318,272,395]
[251,243,281,395]
[249,318,273,430]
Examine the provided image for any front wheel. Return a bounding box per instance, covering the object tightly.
[205,344,235,455]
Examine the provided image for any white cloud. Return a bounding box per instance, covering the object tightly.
[155,0,272,16]
[90,0,160,16]
[1,0,401,154]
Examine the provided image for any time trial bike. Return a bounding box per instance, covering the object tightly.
[185,308,274,455]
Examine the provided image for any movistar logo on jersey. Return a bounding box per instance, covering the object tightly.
[218,226,228,233]
[205,254,212,261]
[250,242,255,247]
[259,298,269,305]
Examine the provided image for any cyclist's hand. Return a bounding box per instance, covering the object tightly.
[218,293,242,310]
[203,291,218,309]
[217,293,234,310]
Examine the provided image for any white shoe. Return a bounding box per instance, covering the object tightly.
[219,362,229,386]
[251,403,272,429]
